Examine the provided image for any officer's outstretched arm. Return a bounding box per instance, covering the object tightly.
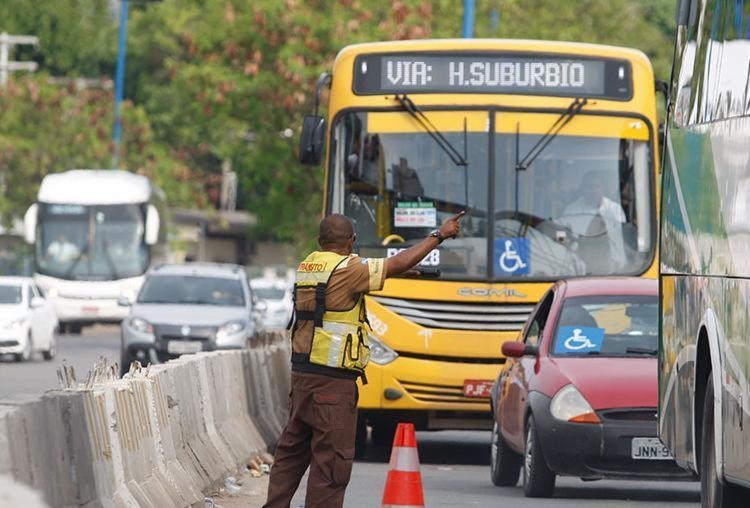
[385,212,464,277]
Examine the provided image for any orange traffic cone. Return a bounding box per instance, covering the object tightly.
[381,423,425,508]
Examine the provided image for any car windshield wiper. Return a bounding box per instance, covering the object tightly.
[515,97,588,172]
[626,347,658,356]
[394,94,468,167]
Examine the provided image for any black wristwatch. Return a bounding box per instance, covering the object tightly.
[428,229,446,243]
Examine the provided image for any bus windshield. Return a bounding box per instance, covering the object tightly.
[332,110,654,281]
[36,203,148,281]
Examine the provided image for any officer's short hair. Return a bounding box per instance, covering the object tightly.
[318,214,354,247]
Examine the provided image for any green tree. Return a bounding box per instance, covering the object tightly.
[0,0,116,77]
[0,75,200,227]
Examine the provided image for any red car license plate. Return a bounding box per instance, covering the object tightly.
[463,380,493,398]
[81,305,99,314]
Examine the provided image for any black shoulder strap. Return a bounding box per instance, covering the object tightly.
[291,255,350,328]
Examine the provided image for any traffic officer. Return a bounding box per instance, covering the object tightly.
[263,211,464,508]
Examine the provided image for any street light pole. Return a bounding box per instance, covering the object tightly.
[112,0,129,169]
[0,32,39,88]
[462,0,476,38]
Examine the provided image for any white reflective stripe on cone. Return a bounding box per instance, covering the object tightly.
[388,446,421,472]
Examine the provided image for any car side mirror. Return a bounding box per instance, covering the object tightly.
[30,296,45,309]
[117,294,133,307]
[299,115,327,165]
[502,341,538,358]
[255,300,268,312]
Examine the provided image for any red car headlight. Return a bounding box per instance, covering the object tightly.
[550,384,600,424]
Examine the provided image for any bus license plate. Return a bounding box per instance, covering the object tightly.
[631,437,673,460]
[463,380,493,398]
[167,341,202,355]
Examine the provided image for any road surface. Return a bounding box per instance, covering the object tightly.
[0,327,701,506]
[292,431,701,507]
[0,325,120,397]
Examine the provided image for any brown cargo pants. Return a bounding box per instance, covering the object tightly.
[263,371,358,508]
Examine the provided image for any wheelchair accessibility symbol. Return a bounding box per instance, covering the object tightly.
[494,238,530,275]
[564,329,596,350]
[555,326,605,354]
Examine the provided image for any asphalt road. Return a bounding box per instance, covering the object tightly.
[0,327,702,507]
[0,325,120,397]
[292,430,701,507]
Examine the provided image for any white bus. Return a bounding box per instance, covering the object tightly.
[24,170,168,333]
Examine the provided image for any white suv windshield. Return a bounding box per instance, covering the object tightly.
[138,275,245,307]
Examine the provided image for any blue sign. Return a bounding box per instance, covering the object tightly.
[555,326,606,354]
[494,238,530,276]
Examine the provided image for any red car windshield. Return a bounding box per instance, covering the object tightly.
[551,295,657,357]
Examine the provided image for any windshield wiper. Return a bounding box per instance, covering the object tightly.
[100,236,120,280]
[64,244,89,279]
[394,94,468,167]
[515,97,588,172]
[625,347,658,356]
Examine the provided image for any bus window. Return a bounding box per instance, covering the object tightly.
[494,130,652,279]
[334,110,490,279]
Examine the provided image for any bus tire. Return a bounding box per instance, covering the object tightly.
[490,421,521,486]
[701,376,745,508]
[523,415,555,498]
[371,418,397,448]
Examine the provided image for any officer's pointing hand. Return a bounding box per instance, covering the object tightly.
[438,211,465,239]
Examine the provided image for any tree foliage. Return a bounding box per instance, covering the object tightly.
[0,0,676,248]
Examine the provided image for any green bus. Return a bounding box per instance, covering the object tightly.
[660,1,750,506]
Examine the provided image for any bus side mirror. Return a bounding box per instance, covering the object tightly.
[299,115,327,165]
[145,205,160,245]
[23,204,37,244]
[675,0,690,26]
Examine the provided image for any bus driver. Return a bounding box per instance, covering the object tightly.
[559,171,626,273]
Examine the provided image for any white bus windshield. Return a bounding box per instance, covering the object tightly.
[36,203,148,280]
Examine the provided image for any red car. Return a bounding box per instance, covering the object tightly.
[489,278,692,498]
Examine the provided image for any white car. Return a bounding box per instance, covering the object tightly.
[251,278,293,330]
[0,277,58,362]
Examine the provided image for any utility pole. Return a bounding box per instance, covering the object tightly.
[462,0,476,38]
[112,0,129,169]
[0,32,39,88]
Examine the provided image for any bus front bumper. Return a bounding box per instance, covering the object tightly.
[54,295,128,324]
[358,355,502,430]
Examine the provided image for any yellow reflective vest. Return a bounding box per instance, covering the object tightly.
[290,251,370,378]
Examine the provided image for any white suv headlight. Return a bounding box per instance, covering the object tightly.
[7,317,27,329]
[550,384,600,424]
[217,320,248,342]
[128,317,153,334]
[368,334,398,365]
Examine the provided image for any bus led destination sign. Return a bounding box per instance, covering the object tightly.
[353,53,632,99]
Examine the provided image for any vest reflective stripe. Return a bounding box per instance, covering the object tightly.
[293,251,370,372]
[296,271,331,285]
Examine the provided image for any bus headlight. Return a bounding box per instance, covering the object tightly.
[550,384,600,424]
[368,334,398,365]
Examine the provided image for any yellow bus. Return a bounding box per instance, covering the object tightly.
[299,39,659,454]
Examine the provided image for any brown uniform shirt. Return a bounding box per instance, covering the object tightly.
[291,253,386,377]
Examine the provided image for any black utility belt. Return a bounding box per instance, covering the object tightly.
[291,353,364,381]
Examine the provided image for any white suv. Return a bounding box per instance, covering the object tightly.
[119,263,261,376]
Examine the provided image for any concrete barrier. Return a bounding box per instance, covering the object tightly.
[0,330,290,507]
